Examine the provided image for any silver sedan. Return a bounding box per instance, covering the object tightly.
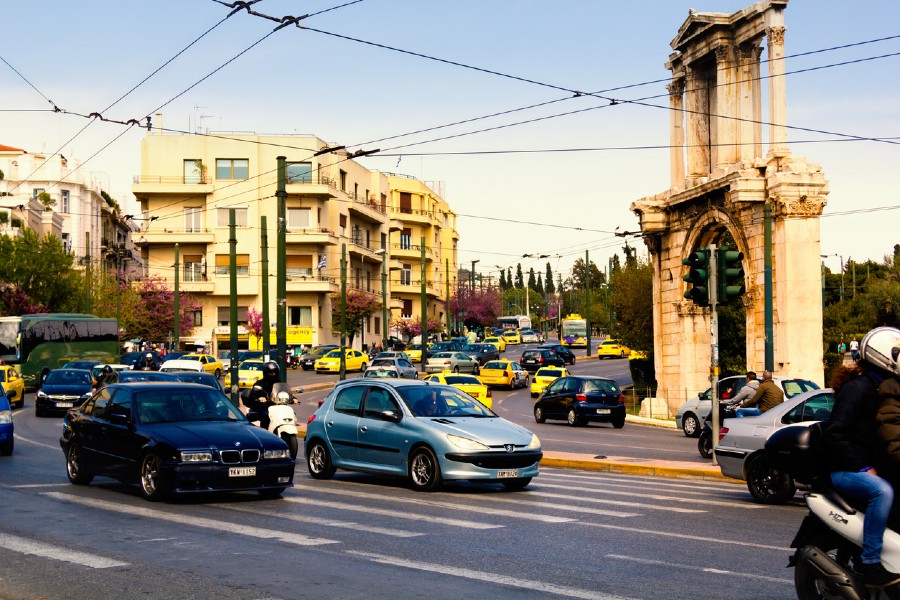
[424,352,480,374]
[367,358,419,379]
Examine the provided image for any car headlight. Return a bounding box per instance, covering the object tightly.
[0,410,11,424]
[527,433,541,450]
[264,448,290,459]
[37,391,47,398]
[180,451,213,462]
[447,434,489,451]
[81,392,92,399]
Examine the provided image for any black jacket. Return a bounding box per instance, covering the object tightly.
[824,371,886,474]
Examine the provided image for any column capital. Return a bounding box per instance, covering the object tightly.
[666,78,685,97]
[714,44,733,64]
[767,26,786,46]
[737,43,760,61]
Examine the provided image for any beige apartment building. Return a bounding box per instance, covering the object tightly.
[132,131,458,353]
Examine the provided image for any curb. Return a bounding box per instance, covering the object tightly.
[540,452,729,481]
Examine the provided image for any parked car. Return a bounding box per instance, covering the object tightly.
[364,366,401,379]
[537,344,577,365]
[519,348,565,373]
[478,360,529,389]
[0,385,13,455]
[160,352,186,363]
[223,359,267,389]
[315,349,368,373]
[114,371,181,383]
[0,365,26,409]
[35,369,94,417]
[597,339,631,359]
[530,366,569,398]
[297,345,339,370]
[422,372,492,408]
[533,375,626,428]
[405,343,431,363]
[367,358,419,379]
[461,343,501,366]
[424,352,480,374]
[159,359,205,373]
[179,354,224,378]
[715,388,835,504]
[172,371,226,394]
[60,382,295,500]
[304,379,541,491]
[675,375,820,438]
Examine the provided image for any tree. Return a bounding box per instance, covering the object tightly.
[393,317,445,342]
[527,268,536,292]
[245,307,264,338]
[107,275,201,342]
[536,273,544,295]
[499,269,507,290]
[545,263,555,295]
[507,267,513,290]
[514,264,524,289]
[0,282,45,316]
[37,191,55,212]
[570,257,605,290]
[330,289,381,346]
[0,229,82,313]
[448,288,501,329]
[609,255,655,390]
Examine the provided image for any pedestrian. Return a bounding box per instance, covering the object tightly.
[735,370,784,417]
[851,337,861,361]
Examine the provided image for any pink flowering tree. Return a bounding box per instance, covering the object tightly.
[447,288,501,329]
[0,282,46,316]
[392,317,445,343]
[119,276,202,342]
[246,307,264,338]
[331,290,382,346]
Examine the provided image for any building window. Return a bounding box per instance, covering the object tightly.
[183,159,203,183]
[380,193,387,212]
[400,228,412,250]
[402,299,413,319]
[286,161,312,183]
[287,207,310,229]
[32,188,45,200]
[339,214,347,238]
[61,190,70,213]
[61,232,71,254]
[286,255,313,278]
[183,254,206,281]
[217,306,248,326]
[381,232,387,252]
[184,207,202,232]
[351,225,363,246]
[216,158,249,180]
[366,270,371,292]
[339,170,347,192]
[374,316,381,336]
[353,183,359,200]
[399,192,412,214]
[355,268,361,289]
[401,264,411,286]
[289,306,312,326]
[216,207,248,227]
[189,309,203,327]
[215,254,249,276]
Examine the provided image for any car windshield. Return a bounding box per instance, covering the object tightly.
[181,355,202,361]
[783,379,821,398]
[462,344,485,352]
[431,343,452,351]
[0,371,6,382]
[398,385,494,418]
[117,372,180,383]
[240,362,264,371]
[45,370,91,385]
[483,361,507,370]
[364,369,398,378]
[324,350,343,358]
[443,375,480,385]
[430,352,453,359]
[136,388,243,424]
[173,373,223,390]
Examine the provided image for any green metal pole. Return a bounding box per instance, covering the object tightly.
[421,236,427,373]
[276,157,287,381]
[445,258,450,337]
[382,249,388,349]
[585,250,591,357]
[229,209,239,407]
[173,243,180,352]
[85,232,91,313]
[340,244,347,380]
[764,202,774,371]
[260,215,271,357]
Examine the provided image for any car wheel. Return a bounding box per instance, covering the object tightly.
[569,357,576,365]
[306,439,336,479]
[745,453,796,504]
[681,413,701,438]
[612,418,625,429]
[258,487,286,498]
[65,443,92,484]
[472,364,480,375]
[698,433,713,459]
[501,477,532,490]
[408,446,442,492]
[567,408,582,427]
[214,369,221,378]
[34,404,43,418]
[0,438,14,456]
[452,366,460,374]
[139,452,168,501]
[534,405,546,423]
[281,432,299,460]
[531,392,538,399]
[359,362,367,372]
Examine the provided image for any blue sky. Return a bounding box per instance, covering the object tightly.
[2,0,899,281]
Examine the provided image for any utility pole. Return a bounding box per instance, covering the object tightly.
[585,249,591,357]
[260,216,271,357]
[173,243,180,352]
[381,247,388,349]
[708,244,721,467]
[85,232,91,313]
[421,236,427,373]
[276,157,287,381]
[445,258,450,336]
[229,209,239,408]
[340,244,347,380]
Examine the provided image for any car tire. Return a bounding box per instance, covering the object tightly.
[359,362,367,372]
[534,405,546,423]
[472,364,480,375]
[214,369,221,378]
[531,392,538,399]
[306,439,336,480]
[452,366,460,374]
[258,487,286,498]
[567,408,582,427]
[501,477,532,490]
[612,418,625,429]
[1,438,14,456]
[681,413,701,438]
[139,452,168,501]
[745,453,796,504]
[408,446,442,492]
[65,443,92,484]
[281,433,299,460]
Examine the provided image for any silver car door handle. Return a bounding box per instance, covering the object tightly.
[359,426,368,432]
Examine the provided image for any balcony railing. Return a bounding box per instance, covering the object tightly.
[134,175,211,185]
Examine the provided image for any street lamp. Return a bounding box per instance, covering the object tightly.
[376,248,388,349]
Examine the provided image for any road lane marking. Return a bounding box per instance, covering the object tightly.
[456,490,687,515]
[584,522,789,551]
[221,503,423,537]
[10,434,59,450]
[42,492,339,547]
[347,551,638,600]
[532,482,765,509]
[283,497,503,529]
[293,482,586,522]
[0,533,128,569]
[3,483,70,488]
[606,554,792,584]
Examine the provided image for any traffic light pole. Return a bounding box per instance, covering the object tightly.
[708,244,720,467]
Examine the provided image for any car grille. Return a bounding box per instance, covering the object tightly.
[47,395,82,401]
[445,451,542,469]
[219,449,260,464]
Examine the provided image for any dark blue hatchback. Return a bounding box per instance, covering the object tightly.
[533,375,626,428]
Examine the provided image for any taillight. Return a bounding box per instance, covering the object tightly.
[307,414,317,424]
[718,426,729,441]
[575,393,587,402]
[617,395,624,405]
[486,389,492,398]
[443,360,450,364]
[538,357,544,362]
[317,399,324,407]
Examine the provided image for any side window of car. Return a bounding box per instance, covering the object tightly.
[106,391,132,422]
[563,378,581,394]
[399,360,412,368]
[363,388,397,419]
[333,386,366,416]
[89,388,113,420]
[546,378,567,394]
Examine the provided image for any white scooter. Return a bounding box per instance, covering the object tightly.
[766,424,900,599]
[244,382,303,460]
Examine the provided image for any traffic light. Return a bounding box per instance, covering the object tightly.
[682,248,711,306]
[717,248,746,305]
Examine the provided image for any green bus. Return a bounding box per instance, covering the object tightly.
[0,314,118,390]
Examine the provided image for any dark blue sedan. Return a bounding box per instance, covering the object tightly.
[35,369,94,417]
[60,382,294,500]
[0,386,13,456]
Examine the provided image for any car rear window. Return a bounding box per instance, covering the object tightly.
[444,375,480,385]
[582,379,619,394]
[535,368,563,378]
[522,351,541,359]
[483,361,507,370]
[782,379,821,398]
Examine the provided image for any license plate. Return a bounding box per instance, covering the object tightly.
[229,467,256,477]
[497,469,518,478]
[596,408,611,414]
[56,402,74,408]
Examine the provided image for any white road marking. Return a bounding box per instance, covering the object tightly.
[0,533,128,569]
[42,492,339,547]
[4,483,70,489]
[532,482,765,509]
[284,497,503,529]
[606,554,792,584]
[347,550,638,600]
[222,503,423,537]
[586,522,789,551]
[10,434,59,450]
[482,489,700,514]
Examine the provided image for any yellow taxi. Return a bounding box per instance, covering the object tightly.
[223,359,266,390]
[181,353,225,377]
[405,343,431,363]
[315,349,368,373]
[0,365,25,409]
[501,330,522,345]
[530,365,569,398]
[482,336,507,352]
[422,371,492,408]
[478,359,528,389]
[597,339,631,360]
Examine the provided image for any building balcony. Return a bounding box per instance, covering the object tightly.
[347,193,388,224]
[388,217,405,232]
[286,274,339,294]
[181,279,215,293]
[390,279,441,298]
[285,174,339,198]
[390,208,435,227]
[391,243,433,262]
[285,227,338,246]
[347,238,382,263]
[388,258,404,272]
[133,175,214,197]
[134,228,215,245]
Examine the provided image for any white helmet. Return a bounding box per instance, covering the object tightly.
[859,326,900,375]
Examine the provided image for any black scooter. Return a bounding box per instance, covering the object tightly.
[698,401,737,458]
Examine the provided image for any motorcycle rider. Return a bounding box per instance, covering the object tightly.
[92,364,115,390]
[824,326,900,587]
[135,353,159,371]
[244,361,280,430]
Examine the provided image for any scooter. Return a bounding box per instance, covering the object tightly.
[698,401,737,459]
[766,424,900,599]
[243,383,303,460]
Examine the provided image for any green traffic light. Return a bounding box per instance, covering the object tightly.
[717,248,745,304]
[682,248,711,306]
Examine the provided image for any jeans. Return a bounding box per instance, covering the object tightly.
[831,471,894,564]
[736,408,761,418]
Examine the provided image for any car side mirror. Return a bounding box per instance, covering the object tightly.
[699,390,710,400]
[380,410,401,423]
[246,410,259,422]
[108,412,130,426]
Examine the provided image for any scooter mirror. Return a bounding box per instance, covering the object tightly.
[294,387,304,394]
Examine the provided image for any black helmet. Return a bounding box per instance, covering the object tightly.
[262,361,280,380]
[102,365,113,374]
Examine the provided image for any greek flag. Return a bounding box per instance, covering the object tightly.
[317,255,327,270]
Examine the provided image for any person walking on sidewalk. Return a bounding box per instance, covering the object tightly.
[851,338,861,361]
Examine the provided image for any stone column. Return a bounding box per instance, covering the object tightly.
[714,45,739,168]
[685,66,710,178]
[737,44,758,163]
[767,26,788,154]
[752,46,764,157]
[667,78,686,186]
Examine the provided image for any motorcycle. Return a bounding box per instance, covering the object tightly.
[289,355,300,370]
[766,424,900,599]
[243,382,303,460]
[698,401,738,459]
